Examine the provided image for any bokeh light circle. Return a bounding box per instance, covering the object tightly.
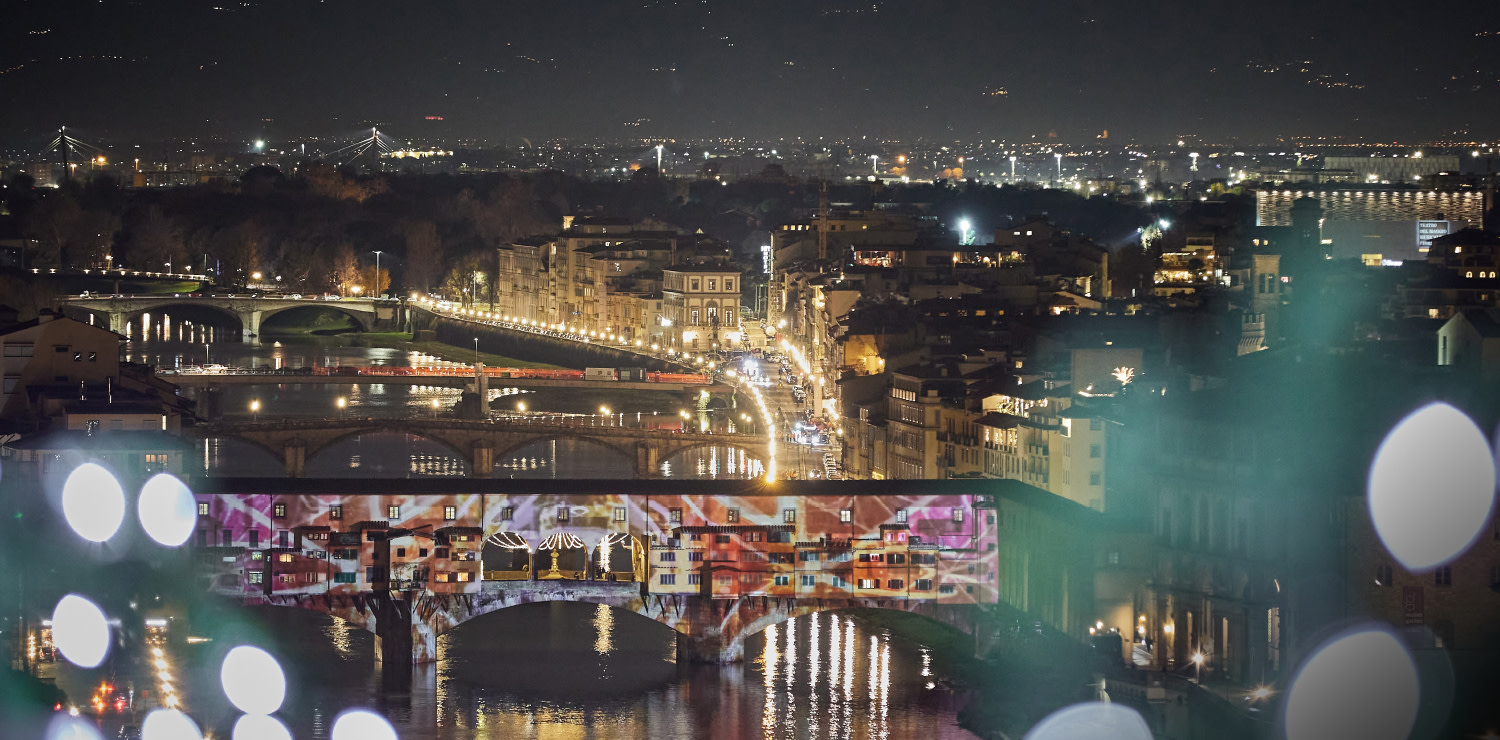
[140,709,202,740]
[1368,402,1495,570]
[1023,702,1152,740]
[220,645,286,715]
[46,715,103,740]
[331,710,398,740]
[61,463,125,543]
[137,473,197,547]
[232,714,292,740]
[1282,625,1420,740]
[51,594,109,668]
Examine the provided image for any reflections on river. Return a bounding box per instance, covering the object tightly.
[164,604,975,740]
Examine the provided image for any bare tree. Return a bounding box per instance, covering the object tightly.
[211,221,263,287]
[329,242,361,296]
[400,219,442,291]
[128,206,185,271]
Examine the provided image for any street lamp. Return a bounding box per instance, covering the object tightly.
[473,338,480,365]
[371,250,382,298]
[336,396,347,419]
[1192,651,1205,683]
[431,398,441,419]
[249,400,261,422]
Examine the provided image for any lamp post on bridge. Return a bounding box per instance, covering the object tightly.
[371,250,383,299]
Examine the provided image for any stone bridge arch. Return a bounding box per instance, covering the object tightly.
[255,302,374,333]
[296,425,478,478]
[487,433,640,475]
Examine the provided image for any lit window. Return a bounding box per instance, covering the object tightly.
[387,505,400,519]
[279,554,293,563]
[444,505,457,521]
[329,505,342,520]
[557,506,570,522]
[952,508,965,523]
[840,508,852,523]
[197,502,210,516]
[502,506,514,520]
[895,508,907,523]
[783,508,796,523]
[614,507,626,522]
[670,507,683,523]
[727,508,740,523]
[274,503,286,518]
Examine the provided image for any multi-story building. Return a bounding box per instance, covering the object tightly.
[663,264,743,352]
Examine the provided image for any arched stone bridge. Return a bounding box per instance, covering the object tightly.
[60,294,391,340]
[241,581,992,667]
[188,418,771,478]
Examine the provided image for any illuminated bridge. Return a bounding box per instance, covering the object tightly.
[168,366,727,393]
[189,478,1003,667]
[59,294,392,340]
[188,418,770,478]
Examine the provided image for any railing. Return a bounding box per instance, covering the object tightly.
[196,415,765,440]
[173,365,711,384]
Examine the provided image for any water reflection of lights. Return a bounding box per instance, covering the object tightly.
[762,623,779,734]
[592,603,615,656]
[784,618,797,728]
[808,614,821,736]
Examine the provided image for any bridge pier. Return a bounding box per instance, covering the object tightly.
[284,441,307,478]
[373,597,414,689]
[238,309,262,342]
[108,311,125,335]
[472,440,494,477]
[635,442,660,479]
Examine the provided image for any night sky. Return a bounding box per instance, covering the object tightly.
[3,0,1499,144]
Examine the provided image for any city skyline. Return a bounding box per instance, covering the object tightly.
[3,1,1500,144]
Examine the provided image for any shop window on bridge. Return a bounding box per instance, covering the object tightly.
[715,534,731,544]
[278,531,289,547]
[887,579,905,590]
[145,454,169,473]
[857,579,879,589]
[330,505,343,520]
[858,553,883,563]
[557,506,570,522]
[889,554,906,565]
[457,571,471,582]
[896,509,908,523]
[335,573,358,584]
[387,505,400,519]
[501,506,514,520]
[660,574,677,585]
[688,574,701,585]
[444,506,457,521]
[660,551,676,562]
[913,579,933,591]
[938,584,956,594]
[799,551,820,562]
[248,572,263,585]
[769,552,794,564]
[952,508,965,523]
[840,509,852,523]
[197,502,210,517]
[783,509,797,524]
[744,531,762,542]
[614,507,626,522]
[774,575,790,586]
[801,575,816,587]
[689,551,704,562]
[726,508,740,523]
[279,554,293,563]
[274,503,286,518]
[670,507,683,523]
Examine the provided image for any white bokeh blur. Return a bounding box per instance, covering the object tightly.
[331,709,399,740]
[141,709,202,740]
[1282,625,1420,740]
[232,713,293,740]
[1022,702,1152,740]
[50,594,109,668]
[61,462,125,543]
[137,473,197,547]
[45,715,103,740]
[220,645,287,716]
[1368,402,1496,570]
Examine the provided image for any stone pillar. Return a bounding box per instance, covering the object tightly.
[108,312,125,335]
[474,363,489,418]
[240,309,262,342]
[636,442,660,479]
[284,442,306,478]
[676,630,746,664]
[472,440,494,477]
[373,597,413,690]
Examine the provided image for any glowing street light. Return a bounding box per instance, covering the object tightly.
[1192,651,1205,683]
[249,400,261,421]
[336,396,347,418]
[431,398,441,419]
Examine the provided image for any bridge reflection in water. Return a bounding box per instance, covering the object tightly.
[190,478,1004,674]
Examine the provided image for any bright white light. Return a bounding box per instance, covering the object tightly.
[331,710,397,740]
[959,219,971,232]
[221,645,286,715]
[1369,402,1495,569]
[232,714,292,740]
[62,463,125,542]
[1023,702,1152,740]
[138,473,196,547]
[141,709,201,739]
[46,715,103,740]
[1282,626,1419,740]
[52,595,109,668]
